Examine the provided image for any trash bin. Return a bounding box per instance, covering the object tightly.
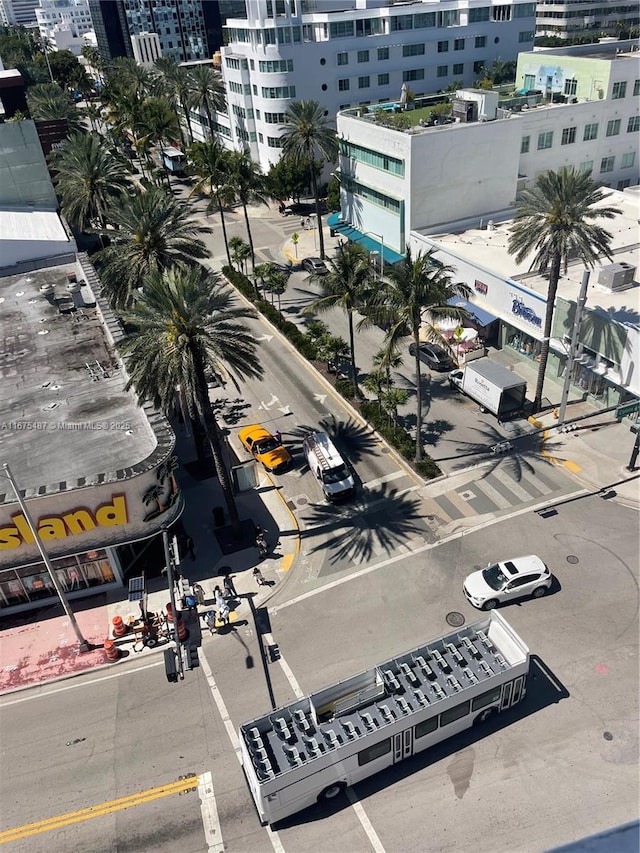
[212,506,225,527]
[330,228,337,237]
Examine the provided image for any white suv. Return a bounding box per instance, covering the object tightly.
[463,555,552,610]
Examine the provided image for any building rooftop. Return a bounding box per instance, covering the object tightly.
[0,260,157,492]
[0,210,69,243]
[420,189,640,329]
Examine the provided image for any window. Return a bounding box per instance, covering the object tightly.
[261,86,296,98]
[338,78,350,91]
[469,7,490,22]
[330,20,354,38]
[561,127,576,145]
[634,79,640,97]
[524,73,535,91]
[259,59,293,72]
[358,739,391,765]
[415,716,438,738]
[403,43,425,57]
[356,18,382,37]
[414,11,436,28]
[627,115,639,133]
[453,63,464,75]
[378,73,389,86]
[378,47,389,61]
[564,78,577,96]
[579,160,593,174]
[264,112,286,124]
[521,135,530,154]
[612,81,627,99]
[337,52,348,66]
[390,14,413,31]
[518,31,534,42]
[617,179,632,190]
[473,60,485,74]
[454,38,465,50]
[403,68,424,82]
[514,1,536,16]
[438,40,449,53]
[437,65,448,78]
[621,152,635,169]
[600,156,615,173]
[440,701,470,726]
[358,76,370,89]
[267,136,282,148]
[606,119,621,137]
[583,122,598,141]
[357,49,369,63]
[475,35,486,48]
[471,686,502,711]
[537,131,553,150]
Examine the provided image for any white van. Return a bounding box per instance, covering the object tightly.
[303,432,355,501]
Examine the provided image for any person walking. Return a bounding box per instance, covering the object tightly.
[253,567,267,586]
[223,572,238,599]
[214,586,230,624]
[193,582,205,606]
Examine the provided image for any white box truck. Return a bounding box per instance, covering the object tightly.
[449,359,527,419]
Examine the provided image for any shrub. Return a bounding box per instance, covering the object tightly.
[335,378,356,399]
[359,403,441,479]
[222,265,254,300]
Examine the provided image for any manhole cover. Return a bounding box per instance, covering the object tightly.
[297,496,308,505]
[603,731,613,741]
[567,555,579,564]
[446,611,465,627]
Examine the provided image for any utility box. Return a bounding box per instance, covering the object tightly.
[598,263,636,291]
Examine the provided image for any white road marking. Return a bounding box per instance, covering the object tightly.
[261,395,279,409]
[473,479,511,509]
[198,771,224,853]
[313,393,327,405]
[491,467,534,502]
[277,405,291,415]
[362,470,407,490]
[263,637,387,853]
[255,334,274,342]
[0,660,164,706]
[198,648,285,853]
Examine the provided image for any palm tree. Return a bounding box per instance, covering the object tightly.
[228,149,270,271]
[135,96,181,183]
[508,167,620,412]
[304,241,376,398]
[281,100,337,259]
[109,57,152,101]
[153,57,194,147]
[369,247,470,461]
[119,265,262,534]
[188,64,225,139]
[188,139,234,266]
[48,132,131,235]
[96,186,211,309]
[229,236,251,276]
[26,82,83,131]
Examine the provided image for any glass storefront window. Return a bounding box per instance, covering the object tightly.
[507,331,541,361]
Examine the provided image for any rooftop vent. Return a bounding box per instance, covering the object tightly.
[597,263,636,291]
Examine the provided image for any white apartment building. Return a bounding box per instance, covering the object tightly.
[211,0,538,171]
[36,0,93,41]
[536,1,639,41]
[335,40,640,253]
[131,31,162,67]
[0,0,38,25]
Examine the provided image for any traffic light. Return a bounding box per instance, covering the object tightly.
[268,643,281,663]
[182,644,200,671]
[164,648,179,683]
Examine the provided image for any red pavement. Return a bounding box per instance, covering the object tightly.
[0,604,111,693]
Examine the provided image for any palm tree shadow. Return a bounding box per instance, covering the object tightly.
[301,484,427,564]
[291,416,378,465]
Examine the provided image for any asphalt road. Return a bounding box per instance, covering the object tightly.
[1,495,637,853]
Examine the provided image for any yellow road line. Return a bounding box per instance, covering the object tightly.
[0,776,197,845]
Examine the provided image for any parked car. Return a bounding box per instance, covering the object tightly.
[238,424,292,473]
[448,369,464,391]
[463,555,552,610]
[408,342,454,371]
[302,257,328,275]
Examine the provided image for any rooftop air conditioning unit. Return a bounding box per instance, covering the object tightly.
[597,262,636,291]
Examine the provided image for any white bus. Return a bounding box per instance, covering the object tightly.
[239,611,530,825]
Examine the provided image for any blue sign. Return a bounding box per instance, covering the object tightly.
[511,298,542,328]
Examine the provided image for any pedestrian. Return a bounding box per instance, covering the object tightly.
[204,609,217,634]
[253,567,267,586]
[305,216,311,230]
[214,587,230,624]
[223,572,238,599]
[274,429,282,444]
[185,535,195,561]
[300,216,305,229]
[193,582,205,606]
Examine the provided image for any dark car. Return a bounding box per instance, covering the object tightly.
[408,342,455,371]
[302,257,328,275]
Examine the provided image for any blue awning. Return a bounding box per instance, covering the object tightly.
[447,297,498,329]
[326,214,404,265]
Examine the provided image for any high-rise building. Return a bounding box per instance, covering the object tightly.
[36,0,94,42]
[131,31,161,67]
[536,1,639,41]
[216,0,538,171]
[87,0,234,64]
[0,0,39,26]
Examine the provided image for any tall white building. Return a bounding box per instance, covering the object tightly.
[213,0,538,171]
[0,0,39,26]
[36,0,93,42]
[131,31,162,67]
[536,1,639,41]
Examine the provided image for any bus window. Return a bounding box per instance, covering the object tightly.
[414,716,438,739]
[471,686,502,711]
[440,701,470,726]
[358,738,391,766]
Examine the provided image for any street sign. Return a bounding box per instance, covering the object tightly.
[615,400,640,420]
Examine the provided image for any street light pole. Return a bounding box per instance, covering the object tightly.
[365,231,384,280]
[558,270,590,425]
[2,463,90,652]
[162,527,184,680]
